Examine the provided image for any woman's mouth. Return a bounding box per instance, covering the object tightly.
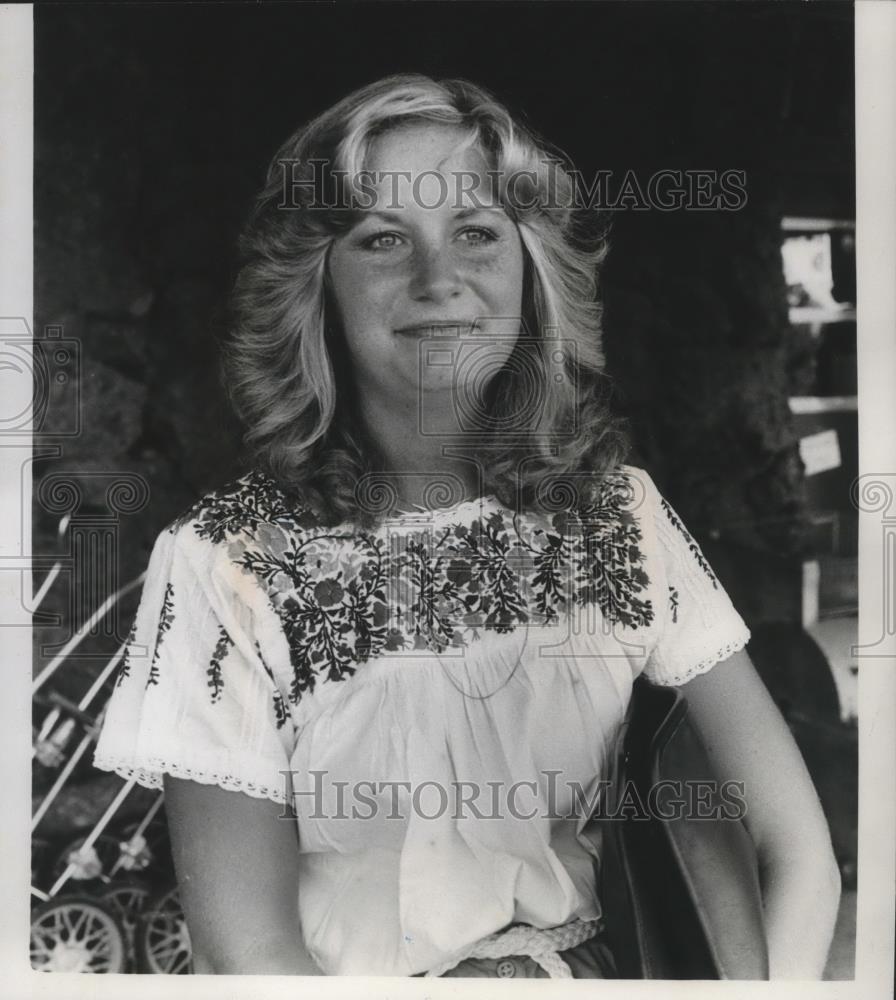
[394,321,478,338]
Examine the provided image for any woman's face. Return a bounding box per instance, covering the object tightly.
[327,124,525,420]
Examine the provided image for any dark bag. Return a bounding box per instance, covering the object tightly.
[591,676,769,979]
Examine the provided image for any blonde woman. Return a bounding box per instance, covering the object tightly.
[94,75,840,979]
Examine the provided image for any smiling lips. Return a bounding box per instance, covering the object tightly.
[394,321,479,337]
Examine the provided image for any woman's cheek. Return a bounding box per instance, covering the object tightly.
[466,243,523,276]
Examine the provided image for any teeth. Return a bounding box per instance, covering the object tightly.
[399,324,477,337]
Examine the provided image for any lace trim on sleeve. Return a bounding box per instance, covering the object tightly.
[652,623,751,687]
[92,753,288,805]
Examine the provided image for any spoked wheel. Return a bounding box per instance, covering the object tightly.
[30,895,128,973]
[135,884,193,974]
[99,879,152,969]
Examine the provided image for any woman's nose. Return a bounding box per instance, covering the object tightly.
[409,246,462,303]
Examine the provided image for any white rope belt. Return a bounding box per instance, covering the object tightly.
[424,917,602,979]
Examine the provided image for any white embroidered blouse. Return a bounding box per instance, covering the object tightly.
[93,463,750,976]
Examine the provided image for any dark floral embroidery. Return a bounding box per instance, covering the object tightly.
[207,626,233,703]
[174,469,316,544]
[530,517,574,622]
[659,498,719,589]
[440,513,529,637]
[575,477,654,630]
[668,585,680,624]
[256,641,289,729]
[178,468,656,704]
[235,527,392,700]
[146,583,175,688]
[116,620,138,687]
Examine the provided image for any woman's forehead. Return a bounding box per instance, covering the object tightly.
[359,124,499,212]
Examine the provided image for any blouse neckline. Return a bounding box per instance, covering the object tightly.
[390,494,501,518]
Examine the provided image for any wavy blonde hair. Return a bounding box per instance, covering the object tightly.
[225,74,629,526]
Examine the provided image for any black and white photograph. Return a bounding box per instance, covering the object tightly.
[5,1,895,995]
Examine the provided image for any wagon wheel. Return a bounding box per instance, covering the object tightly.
[135,884,193,974]
[51,833,122,887]
[30,895,128,973]
[99,878,152,968]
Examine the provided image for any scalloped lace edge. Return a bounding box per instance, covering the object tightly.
[92,754,287,804]
[650,628,751,687]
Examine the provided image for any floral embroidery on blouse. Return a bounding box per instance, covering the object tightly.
[169,469,655,705]
[116,620,138,687]
[658,497,718,589]
[146,582,175,688]
[668,585,680,623]
[207,625,233,703]
[173,468,316,543]
[573,475,654,629]
[256,641,289,729]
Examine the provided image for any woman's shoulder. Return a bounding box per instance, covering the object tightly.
[570,462,659,521]
[166,467,323,548]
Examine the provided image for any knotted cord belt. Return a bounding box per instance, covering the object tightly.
[424,917,602,978]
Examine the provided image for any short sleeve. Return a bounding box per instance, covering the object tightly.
[92,523,295,804]
[639,471,751,687]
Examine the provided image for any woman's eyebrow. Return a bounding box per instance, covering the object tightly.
[357,210,405,224]
[454,206,505,219]
[353,207,507,225]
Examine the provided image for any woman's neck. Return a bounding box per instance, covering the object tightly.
[356,392,483,510]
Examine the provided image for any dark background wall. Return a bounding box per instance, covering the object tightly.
[32,2,855,851]
[33,0,854,587]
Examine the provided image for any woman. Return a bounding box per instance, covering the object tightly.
[93,75,840,979]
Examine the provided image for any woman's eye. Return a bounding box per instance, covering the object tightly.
[458,227,498,245]
[362,232,403,251]
[358,227,498,252]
